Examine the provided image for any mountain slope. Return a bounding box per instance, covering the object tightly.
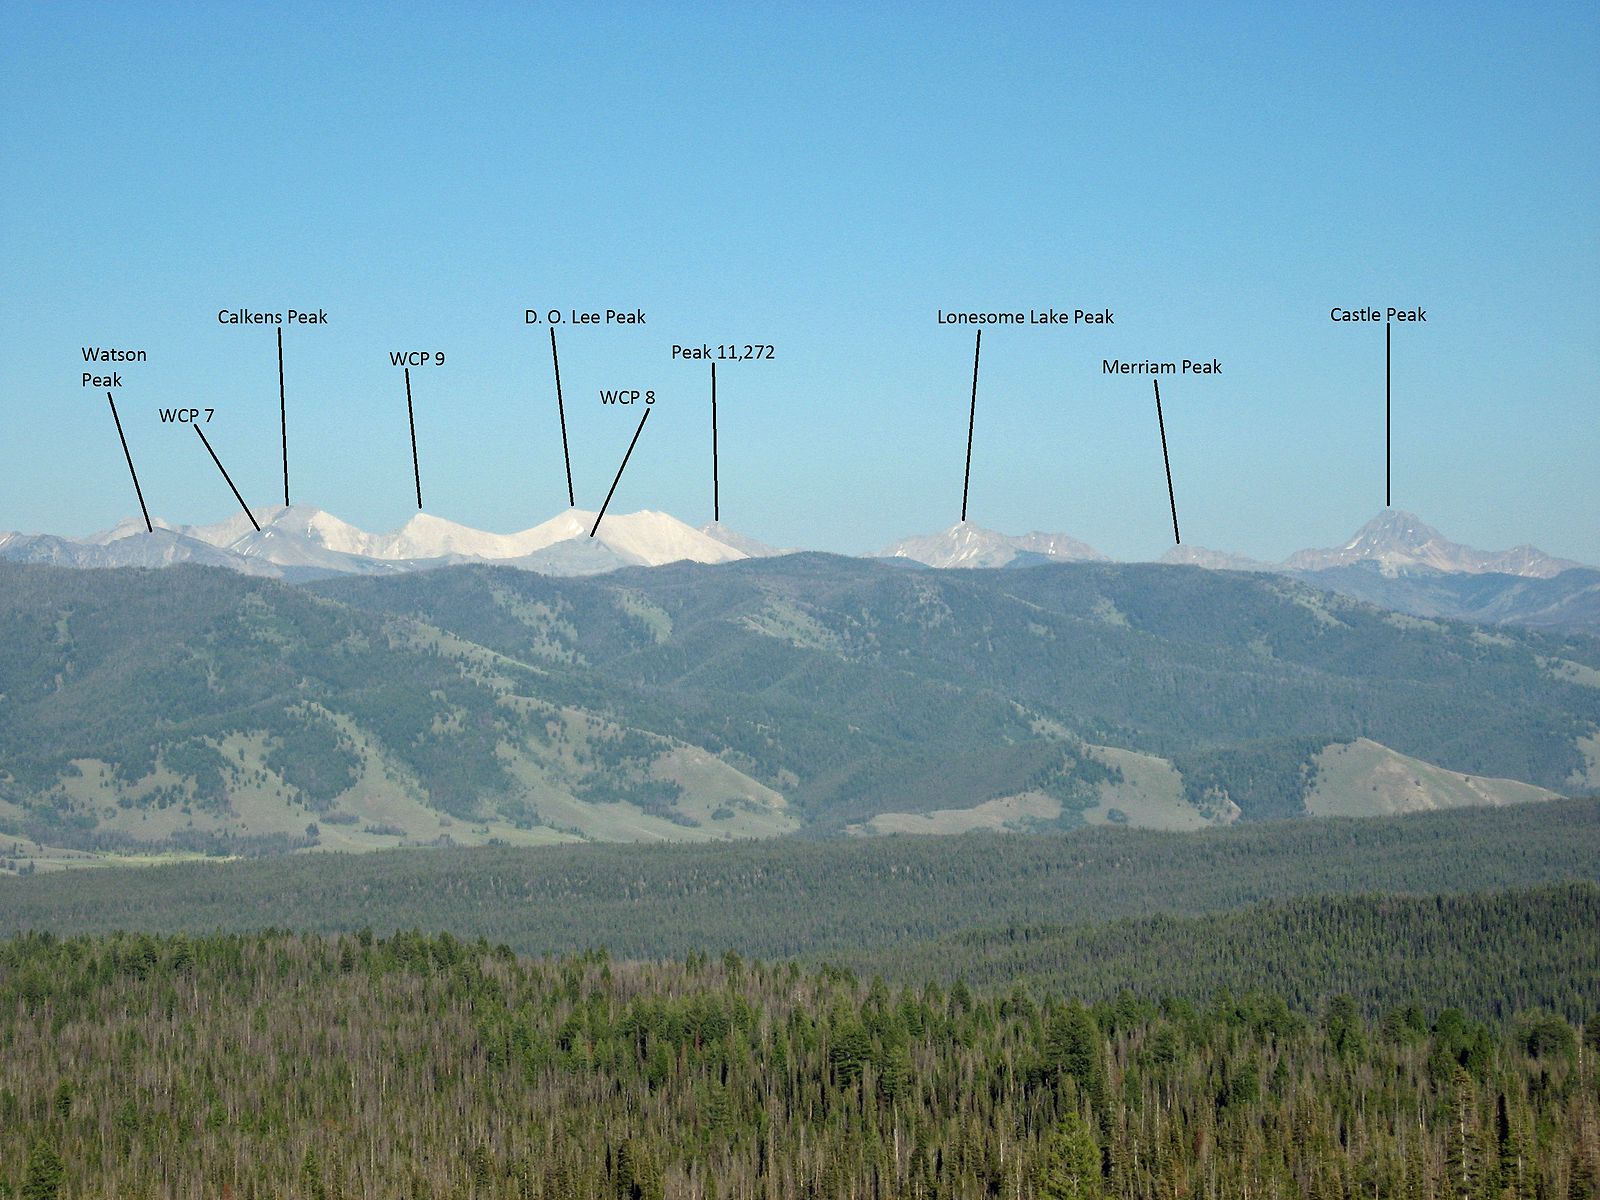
[0,528,282,574]
[1157,512,1598,634]
[315,555,1600,821]
[0,562,791,856]
[1159,545,1272,571]
[5,554,1597,857]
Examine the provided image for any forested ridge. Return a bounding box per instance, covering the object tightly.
[4,557,1599,854]
[4,799,1598,958]
[316,556,1600,813]
[2,926,1596,1199]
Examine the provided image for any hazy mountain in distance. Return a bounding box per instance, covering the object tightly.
[1145,512,1597,631]
[700,521,784,557]
[0,528,283,575]
[1286,509,1582,579]
[1295,563,1600,635]
[881,521,1109,569]
[1160,545,1273,571]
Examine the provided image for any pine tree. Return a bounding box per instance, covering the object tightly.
[1038,1110,1104,1199]
[1045,1004,1106,1110]
[1570,1150,1597,1200]
[22,1140,65,1200]
[301,1146,327,1200]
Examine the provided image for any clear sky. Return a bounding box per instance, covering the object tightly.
[2,3,1596,562]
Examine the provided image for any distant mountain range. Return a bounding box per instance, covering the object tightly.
[1159,510,1583,579]
[884,510,1585,580]
[0,506,747,580]
[3,506,1595,633]
[1273,512,1595,634]
[1282,509,1584,578]
[879,522,1109,569]
[874,512,1597,633]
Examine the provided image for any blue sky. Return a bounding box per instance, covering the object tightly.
[3,3,1596,561]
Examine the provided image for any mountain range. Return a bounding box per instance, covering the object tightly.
[3,551,1597,865]
[2,507,1596,636]
[880,511,1597,634]
[0,506,748,580]
[878,522,1109,569]
[10,505,1582,576]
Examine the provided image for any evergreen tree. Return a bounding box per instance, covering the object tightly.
[22,1140,64,1200]
[1037,1110,1103,1199]
[301,1146,327,1200]
[1045,1003,1106,1109]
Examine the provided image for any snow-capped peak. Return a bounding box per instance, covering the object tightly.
[590,510,746,566]
[1287,509,1582,579]
[47,505,751,576]
[373,512,540,561]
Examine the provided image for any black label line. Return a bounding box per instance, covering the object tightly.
[106,392,153,533]
[550,327,575,508]
[277,327,289,507]
[404,367,422,510]
[960,329,981,522]
[193,424,261,532]
[711,362,719,522]
[1385,321,1391,508]
[590,407,652,537]
[1154,379,1180,544]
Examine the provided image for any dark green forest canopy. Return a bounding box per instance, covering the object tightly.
[1,927,1595,1197]
[839,883,1600,1022]
[4,799,1597,961]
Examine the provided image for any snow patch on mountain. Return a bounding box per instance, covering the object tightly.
[880,522,1108,569]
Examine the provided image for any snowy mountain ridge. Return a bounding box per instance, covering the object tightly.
[1,507,747,579]
[1,507,1588,585]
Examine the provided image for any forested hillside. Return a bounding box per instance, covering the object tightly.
[318,555,1600,824]
[3,557,1598,858]
[5,799,1597,960]
[2,929,1595,1198]
[0,562,795,857]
